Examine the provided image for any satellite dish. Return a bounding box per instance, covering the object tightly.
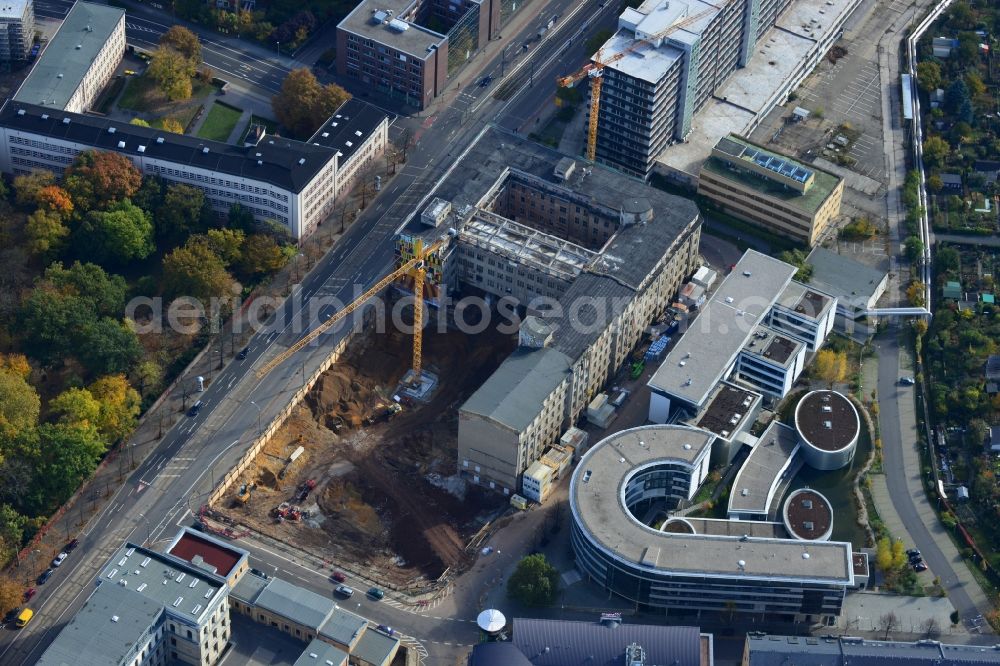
[477,609,506,633]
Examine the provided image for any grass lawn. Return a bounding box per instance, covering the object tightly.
[197,102,243,142]
[117,74,220,130]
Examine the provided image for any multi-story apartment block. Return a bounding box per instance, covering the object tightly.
[14,2,123,113]
[0,98,389,239]
[401,128,701,496]
[0,0,34,62]
[698,135,845,246]
[337,0,517,109]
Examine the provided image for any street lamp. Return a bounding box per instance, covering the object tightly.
[137,513,152,546]
[250,400,263,436]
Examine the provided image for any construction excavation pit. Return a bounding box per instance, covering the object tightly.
[213,309,515,585]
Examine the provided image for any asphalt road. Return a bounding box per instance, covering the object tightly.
[0,0,614,663]
[34,0,291,93]
[875,327,981,621]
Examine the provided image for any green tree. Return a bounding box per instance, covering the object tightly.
[154,117,185,133]
[203,228,245,265]
[965,71,986,97]
[585,29,613,56]
[927,174,944,192]
[49,387,102,429]
[130,118,151,128]
[506,553,560,606]
[891,539,907,569]
[77,318,142,376]
[17,286,94,365]
[24,209,69,257]
[30,422,106,511]
[923,135,950,168]
[148,48,196,101]
[907,281,927,307]
[159,25,201,63]
[44,261,127,318]
[935,246,960,273]
[64,150,142,210]
[158,183,210,246]
[162,239,235,302]
[228,203,256,233]
[134,359,163,396]
[905,236,924,264]
[778,248,813,281]
[915,61,942,92]
[80,199,155,265]
[89,374,141,443]
[237,233,287,279]
[0,369,40,456]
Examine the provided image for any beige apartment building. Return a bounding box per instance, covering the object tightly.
[698,134,844,246]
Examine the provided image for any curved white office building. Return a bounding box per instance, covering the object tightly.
[570,424,854,622]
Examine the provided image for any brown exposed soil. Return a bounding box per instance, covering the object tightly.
[213,305,514,584]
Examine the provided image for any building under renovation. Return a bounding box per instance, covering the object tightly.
[396,127,702,496]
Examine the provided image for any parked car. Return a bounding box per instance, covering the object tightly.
[900,376,916,385]
[331,571,347,583]
[37,569,53,585]
[3,608,20,624]
[479,75,493,88]
[65,538,80,552]
[367,587,385,600]
[335,584,354,598]
[913,561,928,572]
[906,548,921,558]
[23,588,36,602]
[250,568,269,579]
[51,552,67,568]
[377,624,395,636]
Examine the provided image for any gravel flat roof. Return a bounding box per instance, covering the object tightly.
[795,391,859,452]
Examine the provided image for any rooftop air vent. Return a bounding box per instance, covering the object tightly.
[40,113,49,120]
[345,140,353,147]
[111,615,119,622]
[804,521,814,530]
[117,140,125,149]
[321,132,329,138]
[821,405,832,413]
[173,597,183,607]
[137,583,147,592]
[802,552,811,559]
[202,147,209,154]
[156,137,164,144]
[138,145,146,153]
[298,158,305,165]
[743,270,752,277]
[823,420,832,429]
[354,130,363,136]
[738,560,746,569]
[108,127,116,134]
[683,443,692,450]
[803,499,813,509]
[16,109,24,115]
[75,44,81,49]
[57,73,63,78]
[62,117,70,124]
[255,152,261,157]
[257,160,263,166]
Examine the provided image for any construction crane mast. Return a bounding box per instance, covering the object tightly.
[557,3,724,161]
[255,236,445,382]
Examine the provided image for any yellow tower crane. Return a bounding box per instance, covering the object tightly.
[255,236,446,383]
[557,2,727,162]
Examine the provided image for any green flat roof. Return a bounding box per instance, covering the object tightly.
[14,2,124,110]
[701,135,842,216]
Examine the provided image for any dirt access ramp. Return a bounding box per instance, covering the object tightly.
[214,314,514,585]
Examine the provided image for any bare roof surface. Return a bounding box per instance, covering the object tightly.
[338,0,445,59]
[512,618,703,666]
[795,391,859,452]
[649,250,797,408]
[776,281,835,320]
[806,246,888,312]
[741,325,802,369]
[728,421,800,515]
[36,583,163,666]
[255,577,335,629]
[14,2,123,110]
[746,634,1000,666]
[572,423,853,583]
[307,98,393,165]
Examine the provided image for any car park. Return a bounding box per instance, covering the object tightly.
[52,552,67,567]
[37,569,53,585]
[331,571,346,583]
[367,587,384,600]
[65,538,79,551]
[335,584,354,597]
